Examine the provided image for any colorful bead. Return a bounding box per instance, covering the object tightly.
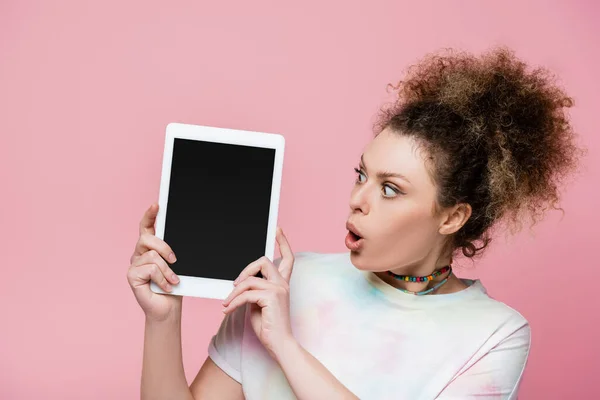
[387,265,450,282]
[385,266,453,296]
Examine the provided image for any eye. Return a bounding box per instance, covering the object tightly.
[354,167,366,183]
[382,184,400,198]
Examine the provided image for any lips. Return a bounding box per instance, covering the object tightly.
[346,222,363,238]
[345,221,364,251]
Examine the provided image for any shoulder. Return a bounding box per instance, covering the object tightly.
[293,251,346,262]
[274,251,349,270]
[457,281,531,345]
[427,279,530,347]
[283,251,354,290]
[472,283,530,328]
[466,292,532,376]
[289,251,352,275]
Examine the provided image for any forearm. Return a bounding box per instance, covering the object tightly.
[141,303,194,400]
[274,338,359,400]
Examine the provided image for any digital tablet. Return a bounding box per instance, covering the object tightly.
[150,123,285,300]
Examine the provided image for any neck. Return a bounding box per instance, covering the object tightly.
[374,254,466,295]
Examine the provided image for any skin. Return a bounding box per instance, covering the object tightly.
[128,127,474,399]
[347,127,472,294]
[129,207,356,399]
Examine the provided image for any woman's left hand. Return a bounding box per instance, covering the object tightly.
[222,227,295,359]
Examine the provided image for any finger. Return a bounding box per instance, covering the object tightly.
[127,263,173,292]
[138,203,159,236]
[133,249,180,285]
[132,233,177,265]
[223,290,269,314]
[275,227,294,281]
[223,276,276,306]
[234,256,283,286]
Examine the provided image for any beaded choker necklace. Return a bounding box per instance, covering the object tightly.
[386,265,452,296]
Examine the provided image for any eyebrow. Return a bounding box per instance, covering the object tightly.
[360,154,412,185]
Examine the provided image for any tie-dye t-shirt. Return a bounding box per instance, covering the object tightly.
[208,252,530,399]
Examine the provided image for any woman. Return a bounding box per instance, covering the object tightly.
[127,47,582,399]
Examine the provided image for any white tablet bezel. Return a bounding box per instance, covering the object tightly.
[150,122,285,300]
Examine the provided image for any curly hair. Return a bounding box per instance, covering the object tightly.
[376,46,584,259]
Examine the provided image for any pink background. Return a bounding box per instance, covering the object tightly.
[1,1,598,398]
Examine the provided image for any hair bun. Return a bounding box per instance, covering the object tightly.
[377,46,584,258]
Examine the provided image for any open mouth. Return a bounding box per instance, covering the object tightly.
[345,224,364,251]
[349,231,362,241]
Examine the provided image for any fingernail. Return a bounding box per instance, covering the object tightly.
[168,253,177,263]
[172,274,180,284]
[165,283,172,291]
[222,307,227,313]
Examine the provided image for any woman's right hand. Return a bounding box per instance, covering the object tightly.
[127,203,182,321]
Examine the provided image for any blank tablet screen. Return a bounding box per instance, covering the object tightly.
[162,138,275,281]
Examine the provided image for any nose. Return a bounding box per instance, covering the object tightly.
[349,184,370,215]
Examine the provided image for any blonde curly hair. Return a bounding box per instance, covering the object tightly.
[376,46,585,258]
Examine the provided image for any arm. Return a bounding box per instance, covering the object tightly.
[189,357,243,400]
[131,204,242,399]
[141,303,194,400]
[141,302,244,400]
[274,338,359,400]
[436,324,531,400]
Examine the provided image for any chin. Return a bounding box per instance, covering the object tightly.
[350,248,396,273]
[349,250,371,271]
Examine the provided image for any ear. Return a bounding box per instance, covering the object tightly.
[439,203,472,235]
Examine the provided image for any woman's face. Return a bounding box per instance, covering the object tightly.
[346,127,448,272]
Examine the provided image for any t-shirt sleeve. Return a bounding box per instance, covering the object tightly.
[436,323,531,400]
[207,303,247,383]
